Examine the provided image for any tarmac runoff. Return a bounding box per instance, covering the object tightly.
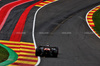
[0,0,33,31]
[0,0,58,66]
[86,5,100,39]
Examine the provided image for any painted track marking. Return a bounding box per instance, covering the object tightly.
[9,0,43,42]
[0,40,37,66]
[0,0,33,30]
[32,0,58,66]
[0,0,58,66]
[86,5,100,38]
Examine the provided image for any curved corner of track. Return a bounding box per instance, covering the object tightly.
[0,0,58,66]
[32,0,58,66]
[86,5,100,39]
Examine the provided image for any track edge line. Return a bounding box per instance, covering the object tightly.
[32,0,58,66]
[86,5,100,39]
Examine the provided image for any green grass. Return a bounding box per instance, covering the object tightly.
[0,46,9,62]
[93,9,100,35]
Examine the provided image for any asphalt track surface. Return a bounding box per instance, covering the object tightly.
[1,0,100,66]
[0,0,16,7]
[0,0,40,42]
[35,0,100,66]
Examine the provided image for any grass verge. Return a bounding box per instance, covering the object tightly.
[93,9,100,35]
[0,46,9,62]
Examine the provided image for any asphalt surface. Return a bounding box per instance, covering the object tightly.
[0,0,39,42]
[34,0,100,66]
[1,0,100,66]
[0,0,16,7]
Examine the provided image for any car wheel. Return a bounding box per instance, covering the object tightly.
[36,48,41,56]
[52,48,58,57]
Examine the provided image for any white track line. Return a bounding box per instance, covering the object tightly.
[32,0,58,66]
[86,5,100,39]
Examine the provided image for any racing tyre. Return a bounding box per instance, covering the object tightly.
[52,47,58,57]
[36,48,40,56]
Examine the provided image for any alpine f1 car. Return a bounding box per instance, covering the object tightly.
[36,45,58,57]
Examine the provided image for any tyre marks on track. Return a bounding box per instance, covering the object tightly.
[0,0,33,31]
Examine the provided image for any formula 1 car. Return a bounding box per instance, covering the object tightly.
[36,45,58,57]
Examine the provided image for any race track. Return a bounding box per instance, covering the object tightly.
[1,0,100,66]
[35,0,100,66]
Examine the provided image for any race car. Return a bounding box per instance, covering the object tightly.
[35,45,58,57]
